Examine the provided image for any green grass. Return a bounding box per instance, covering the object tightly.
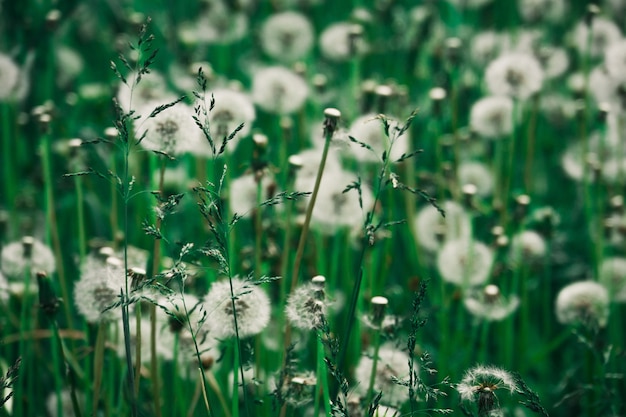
[1,1,626,417]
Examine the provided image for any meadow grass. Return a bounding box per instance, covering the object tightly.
[1,1,625,417]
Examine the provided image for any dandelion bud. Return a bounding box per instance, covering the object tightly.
[21,236,35,259]
[585,4,600,27]
[610,195,624,212]
[445,37,462,64]
[128,267,146,290]
[514,194,531,220]
[104,126,118,141]
[370,296,388,325]
[37,271,60,317]
[45,9,62,30]
[491,225,504,237]
[375,84,393,113]
[360,79,377,113]
[323,107,341,137]
[312,73,327,94]
[429,87,446,114]
[484,284,500,302]
[597,102,611,122]
[348,24,364,56]
[38,113,52,132]
[496,235,509,248]
[288,155,303,170]
[462,183,477,208]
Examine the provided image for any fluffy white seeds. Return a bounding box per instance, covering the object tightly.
[203,277,271,339]
[1,237,56,279]
[260,11,314,62]
[598,257,626,302]
[469,96,514,139]
[354,343,412,406]
[0,53,20,100]
[251,66,309,114]
[413,201,472,252]
[555,281,610,328]
[437,239,494,287]
[285,282,327,330]
[485,52,544,100]
[347,114,410,163]
[319,22,368,61]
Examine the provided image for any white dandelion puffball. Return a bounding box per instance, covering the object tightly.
[74,257,128,323]
[228,172,278,218]
[413,201,472,252]
[469,95,514,139]
[485,52,544,100]
[604,39,626,83]
[116,70,176,113]
[572,17,622,58]
[295,168,374,234]
[260,11,314,62]
[285,282,327,330]
[208,88,256,139]
[203,277,271,339]
[463,285,520,321]
[135,101,199,156]
[319,22,368,62]
[599,257,626,302]
[555,281,610,328]
[354,343,412,406]
[457,161,495,197]
[347,114,410,163]
[518,0,566,23]
[0,53,20,101]
[251,66,308,114]
[1,237,56,279]
[437,239,494,287]
[508,230,547,266]
[456,365,517,403]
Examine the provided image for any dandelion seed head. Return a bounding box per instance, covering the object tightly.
[604,39,626,83]
[414,201,472,252]
[285,281,327,330]
[573,17,621,58]
[260,11,314,62]
[485,52,544,100]
[470,95,514,139]
[437,239,494,287]
[0,53,20,101]
[46,388,85,417]
[555,280,610,328]
[347,114,410,163]
[354,343,412,407]
[599,257,626,302]
[116,70,175,113]
[457,364,517,404]
[1,237,56,280]
[319,22,368,62]
[135,101,199,156]
[203,277,271,339]
[463,285,520,321]
[182,1,249,45]
[458,161,495,197]
[251,66,308,114]
[508,230,547,266]
[74,256,128,323]
[518,0,566,23]
[228,172,278,218]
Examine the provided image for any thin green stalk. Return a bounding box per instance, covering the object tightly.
[1,103,16,214]
[316,333,333,417]
[524,95,539,194]
[41,128,73,328]
[365,328,382,407]
[93,322,106,416]
[75,175,87,262]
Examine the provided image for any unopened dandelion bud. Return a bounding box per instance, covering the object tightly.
[37,271,60,316]
[0,210,8,239]
[598,102,611,122]
[293,61,307,77]
[128,267,146,290]
[97,246,115,261]
[462,183,477,207]
[288,155,303,170]
[128,12,146,31]
[312,275,326,300]
[496,235,509,248]
[323,107,341,137]
[585,4,600,27]
[312,73,327,94]
[484,284,500,302]
[428,87,445,115]
[610,195,624,213]
[104,126,118,141]
[280,116,293,138]
[45,9,62,30]
[445,37,462,64]
[22,236,35,259]
[38,113,52,132]
[375,84,393,113]
[68,138,82,158]
[253,133,268,150]
[491,225,504,237]
[348,24,364,56]
[371,296,388,325]
[514,194,531,220]
[360,79,377,112]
